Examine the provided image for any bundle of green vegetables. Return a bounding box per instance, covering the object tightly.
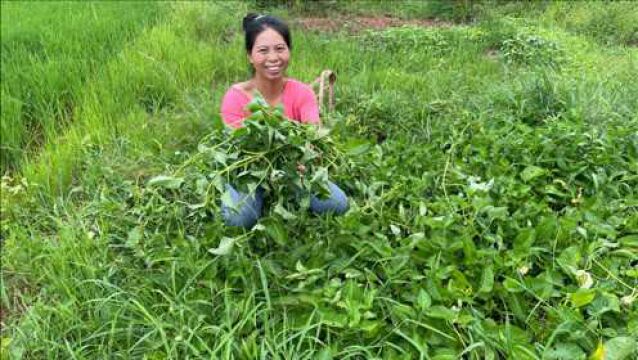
[187,94,352,216]
[139,94,365,256]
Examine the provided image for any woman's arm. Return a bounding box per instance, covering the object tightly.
[221,88,250,128]
[298,85,321,125]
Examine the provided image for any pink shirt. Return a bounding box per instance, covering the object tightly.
[220,78,320,128]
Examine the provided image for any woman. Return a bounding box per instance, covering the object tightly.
[219,13,348,228]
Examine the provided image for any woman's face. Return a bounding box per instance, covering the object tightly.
[248,27,290,81]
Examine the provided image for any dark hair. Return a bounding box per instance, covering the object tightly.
[242,13,292,54]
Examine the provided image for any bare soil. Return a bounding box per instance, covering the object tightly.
[294,15,453,33]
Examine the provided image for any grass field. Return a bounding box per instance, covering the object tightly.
[1,1,637,359]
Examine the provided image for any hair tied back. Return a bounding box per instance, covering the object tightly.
[242,13,263,32]
[242,13,291,54]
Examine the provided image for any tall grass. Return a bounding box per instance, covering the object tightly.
[0,1,164,172]
[2,1,637,359]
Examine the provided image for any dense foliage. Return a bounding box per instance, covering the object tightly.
[2,1,637,359]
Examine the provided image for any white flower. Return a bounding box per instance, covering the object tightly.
[517,264,530,276]
[575,270,593,289]
[621,294,635,306]
[468,176,494,194]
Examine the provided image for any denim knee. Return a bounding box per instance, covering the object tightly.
[221,184,264,228]
[310,181,349,215]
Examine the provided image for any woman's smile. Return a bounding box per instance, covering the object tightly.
[249,28,290,80]
[265,64,282,75]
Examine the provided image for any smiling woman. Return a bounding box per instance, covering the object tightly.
[220,13,320,128]
[218,13,349,228]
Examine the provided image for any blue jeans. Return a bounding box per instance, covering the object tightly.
[221,181,349,228]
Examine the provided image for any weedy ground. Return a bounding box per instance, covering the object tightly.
[1,1,637,359]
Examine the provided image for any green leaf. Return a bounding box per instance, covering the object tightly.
[320,309,348,328]
[340,138,371,156]
[342,268,363,279]
[208,237,236,256]
[147,175,184,189]
[310,166,329,184]
[232,126,249,137]
[407,232,425,242]
[503,277,524,293]
[618,234,638,248]
[536,216,558,240]
[313,348,333,360]
[274,202,297,220]
[512,344,541,360]
[482,206,509,221]
[419,201,428,216]
[359,320,380,335]
[262,217,288,245]
[2,335,23,360]
[417,289,432,311]
[1,337,12,356]
[426,305,456,321]
[479,264,494,293]
[545,343,586,360]
[570,289,596,307]
[557,246,582,275]
[212,151,228,164]
[588,292,620,316]
[313,127,331,140]
[126,227,143,248]
[520,165,546,182]
[513,228,536,257]
[432,350,457,360]
[528,272,554,300]
[603,337,637,360]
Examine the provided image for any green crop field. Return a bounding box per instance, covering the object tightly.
[1,1,637,359]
